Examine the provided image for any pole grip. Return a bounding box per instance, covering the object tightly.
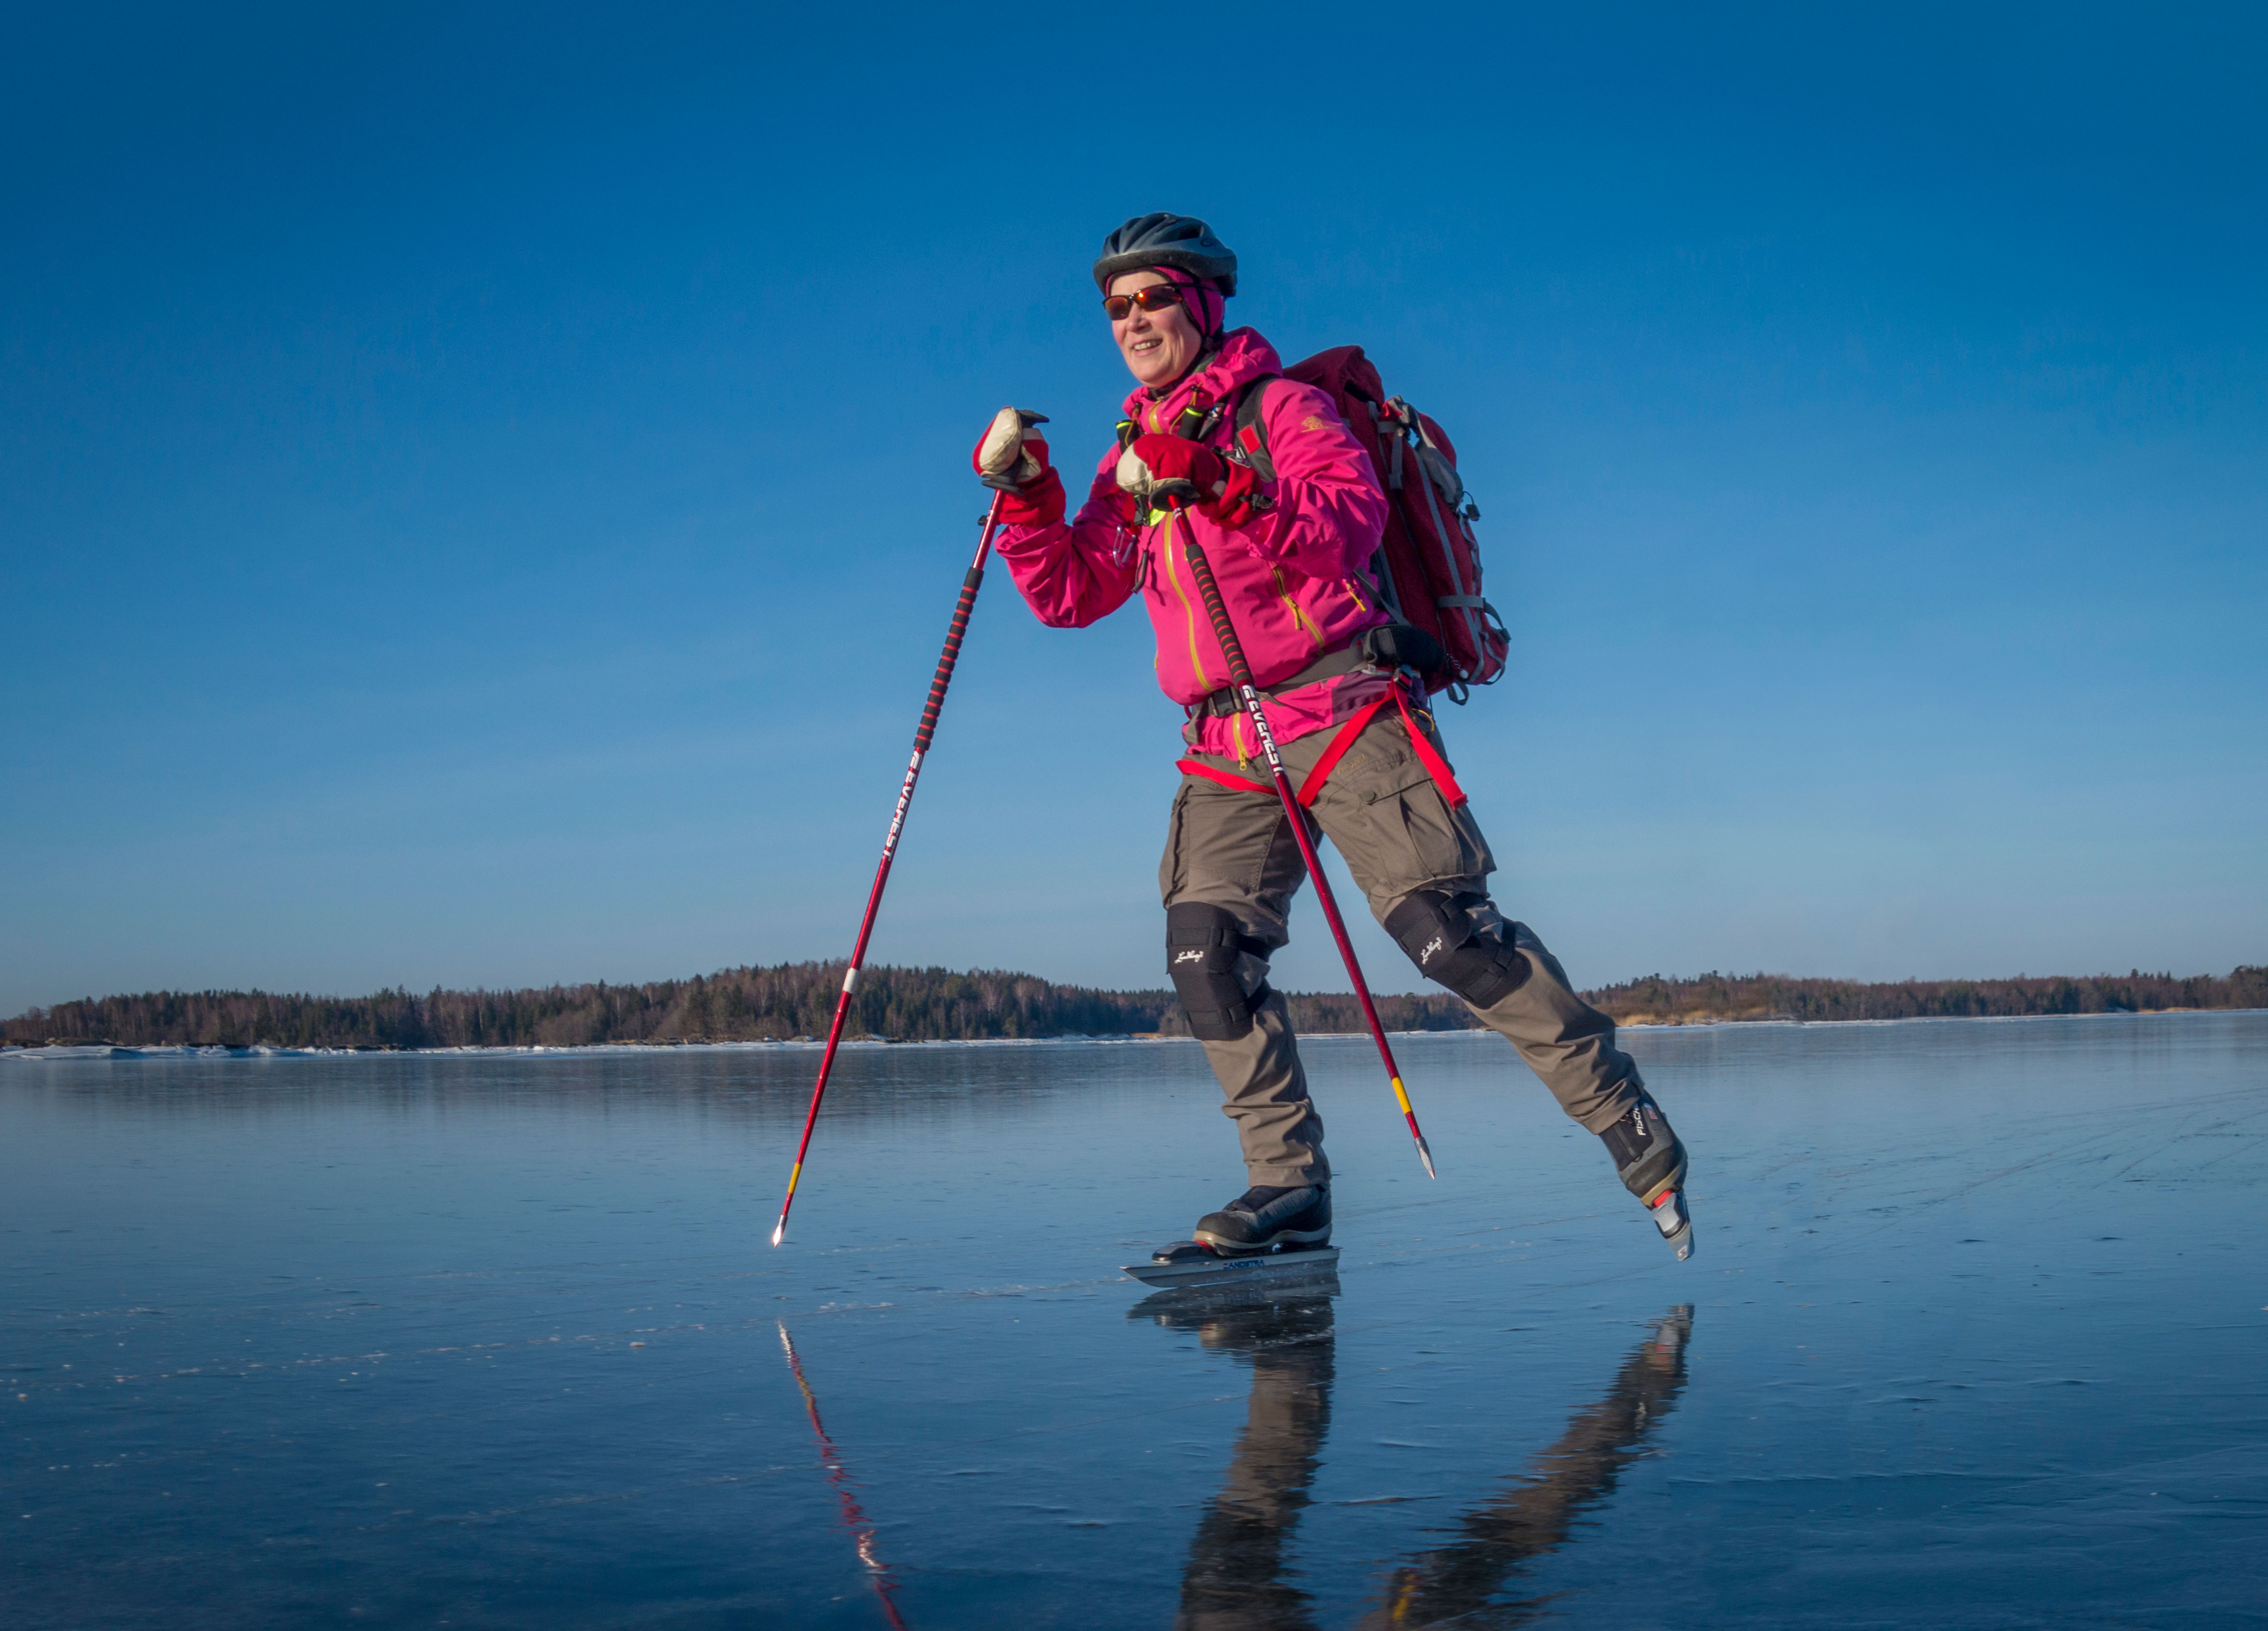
[913,564,985,754]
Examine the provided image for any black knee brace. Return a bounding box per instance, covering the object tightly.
[1383,889,1530,1008]
[1166,902,1274,1042]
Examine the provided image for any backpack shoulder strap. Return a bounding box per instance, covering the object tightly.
[1230,375,1282,482]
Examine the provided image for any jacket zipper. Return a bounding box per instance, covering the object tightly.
[1272,566,1326,649]
[1157,510,1212,694]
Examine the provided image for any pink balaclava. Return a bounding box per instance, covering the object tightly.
[1153,264,1227,342]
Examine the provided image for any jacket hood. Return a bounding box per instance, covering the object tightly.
[1119,328,1283,434]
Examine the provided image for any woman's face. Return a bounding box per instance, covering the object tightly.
[1109,268,1203,389]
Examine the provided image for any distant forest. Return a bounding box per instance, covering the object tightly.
[4,961,2261,1050]
[1583,967,2268,1025]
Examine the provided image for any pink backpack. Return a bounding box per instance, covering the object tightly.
[1231,346,1509,699]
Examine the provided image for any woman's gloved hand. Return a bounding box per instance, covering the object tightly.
[1204,461,1266,528]
[973,406,1064,525]
[1115,432,1225,511]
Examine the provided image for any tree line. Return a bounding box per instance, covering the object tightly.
[3,962,2260,1049]
[1583,967,2268,1024]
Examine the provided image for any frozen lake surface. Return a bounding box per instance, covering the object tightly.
[5,1013,2265,1628]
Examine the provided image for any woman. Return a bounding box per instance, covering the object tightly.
[972,213,1693,1260]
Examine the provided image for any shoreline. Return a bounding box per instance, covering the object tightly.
[5,1005,2260,1061]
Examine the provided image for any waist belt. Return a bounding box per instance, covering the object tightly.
[1191,641,1372,719]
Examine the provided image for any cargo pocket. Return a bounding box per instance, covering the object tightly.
[1374,767,1495,889]
[1309,710,1496,904]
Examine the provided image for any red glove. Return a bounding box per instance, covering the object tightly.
[997,463,1064,526]
[972,406,1064,527]
[1115,432,1225,510]
[1203,460,1267,528]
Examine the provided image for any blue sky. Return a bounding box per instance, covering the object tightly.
[4,2,2262,1015]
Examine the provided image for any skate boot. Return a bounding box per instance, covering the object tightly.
[1193,1184,1332,1255]
[1599,1093,1693,1261]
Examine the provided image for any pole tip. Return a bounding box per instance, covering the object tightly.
[1418,1140,1437,1181]
[770,1222,786,1248]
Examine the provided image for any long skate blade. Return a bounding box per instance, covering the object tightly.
[1121,1244,1340,1288]
[1651,1189,1694,1261]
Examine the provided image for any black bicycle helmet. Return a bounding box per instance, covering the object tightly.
[1093,212,1238,296]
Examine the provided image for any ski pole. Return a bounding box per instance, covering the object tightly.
[771,494,1007,1247]
[1174,513,1438,1179]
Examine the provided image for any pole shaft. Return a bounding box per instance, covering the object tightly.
[1176,513,1436,1178]
[772,497,1007,1245]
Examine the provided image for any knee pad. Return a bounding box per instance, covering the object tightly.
[1383,889,1530,1008]
[1166,902,1274,1042]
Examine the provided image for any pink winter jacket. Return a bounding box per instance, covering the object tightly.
[993,328,1392,762]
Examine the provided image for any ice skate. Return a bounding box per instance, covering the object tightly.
[1194,1183,1332,1254]
[1599,1095,1693,1260]
[1125,1236,1340,1289]
[1124,1185,1336,1287]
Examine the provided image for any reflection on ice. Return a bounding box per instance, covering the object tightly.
[1137,1284,1341,1631]
[776,1322,910,1631]
[1356,1309,1692,1630]
[1131,1281,1693,1631]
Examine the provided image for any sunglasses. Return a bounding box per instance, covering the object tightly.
[1102,284,1187,321]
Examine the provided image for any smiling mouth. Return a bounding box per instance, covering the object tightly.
[1130,336,1163,354]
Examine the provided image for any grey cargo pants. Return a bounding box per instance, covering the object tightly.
[1160,706,1645,1186]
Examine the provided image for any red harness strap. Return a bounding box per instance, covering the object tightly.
[1174,757,1273,796]
[1174,687,1468,810]
[1389,687,1468,807]
[1292,695,1392,804]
